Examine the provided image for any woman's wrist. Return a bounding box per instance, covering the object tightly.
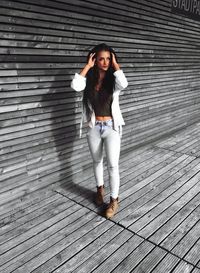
[86,64,92,69]
[80,64,91,77]
[113,63,120,71]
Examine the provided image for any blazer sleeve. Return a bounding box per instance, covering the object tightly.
[70,73,86,92]
[113,69,128,91]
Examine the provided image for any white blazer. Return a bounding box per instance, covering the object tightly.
[70,69,128,138]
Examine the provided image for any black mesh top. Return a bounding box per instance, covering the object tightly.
[91,90,113,117]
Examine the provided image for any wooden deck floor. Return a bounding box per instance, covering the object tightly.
[1,121,200,272]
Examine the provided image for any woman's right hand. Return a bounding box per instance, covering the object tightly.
[80,53,96,77]
[87,53,96,68]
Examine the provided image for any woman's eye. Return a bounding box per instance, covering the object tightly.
[99,58,110,61]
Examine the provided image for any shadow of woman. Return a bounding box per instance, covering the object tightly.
[42,69,99,208]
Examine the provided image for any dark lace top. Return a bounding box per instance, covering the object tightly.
[91,90,113,116]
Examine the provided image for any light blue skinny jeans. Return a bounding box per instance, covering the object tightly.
[86,119,121,199]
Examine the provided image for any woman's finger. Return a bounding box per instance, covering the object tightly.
[89,53,95,60]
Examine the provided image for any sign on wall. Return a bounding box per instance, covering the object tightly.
[171,0,200,21]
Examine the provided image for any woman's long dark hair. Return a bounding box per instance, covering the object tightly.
[83,43,118,121]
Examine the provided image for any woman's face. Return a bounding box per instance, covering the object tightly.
[96,50,111,71]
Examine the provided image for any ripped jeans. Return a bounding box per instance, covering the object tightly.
[86,119,121,199]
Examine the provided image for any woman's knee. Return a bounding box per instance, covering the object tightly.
[107,164,119,173]
[93,158,103,165]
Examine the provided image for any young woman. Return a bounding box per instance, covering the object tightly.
[71,43,128,219]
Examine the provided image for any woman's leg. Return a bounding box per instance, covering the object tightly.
[86,127,104,187]
[103,128,121,199]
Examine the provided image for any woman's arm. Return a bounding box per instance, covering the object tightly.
[112,53,120,72]
[114,70,128,90]
[70,53,96,92]
[112,52,128,90]
[70,73,86,92]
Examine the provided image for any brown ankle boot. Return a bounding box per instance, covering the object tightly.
[105,196,119,219]
[95,185,105,206]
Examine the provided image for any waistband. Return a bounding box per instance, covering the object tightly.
[95,119,113,126]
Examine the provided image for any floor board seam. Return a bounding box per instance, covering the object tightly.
[54,189,200,270]
[152,144,198,158]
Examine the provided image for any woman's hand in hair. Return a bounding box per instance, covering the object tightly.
[87,53,96,68]
[111,52,120,71]
[80,53,96,77]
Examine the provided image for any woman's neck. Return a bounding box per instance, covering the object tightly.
[95,69,106,91]
[99,70,106,80]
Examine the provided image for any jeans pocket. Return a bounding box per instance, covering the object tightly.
[110,126,121,136]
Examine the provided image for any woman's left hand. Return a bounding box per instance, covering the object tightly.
[111,52,120,71]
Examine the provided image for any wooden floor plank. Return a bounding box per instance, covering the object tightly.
[153,122,200,148]
[111,241,155,273]
[192,268,200,273]
[112,150,181,201]
[153,121,200,158]
[197,261,200,269]
[149,253,180,273]
[90,235,143,273]
[115,154,194,224]
[171,220,200,259]
[29,216,112,273]
[53,224,125,273]
[0,193,61,237]
[117,156,196,228]
[149,193,200,245]
[2,210,100,272]
[0,188,55,218]
[127,160,200,233]
[0,192,60,231]
[1,203,86,271]
[176,137,200,154]
[137,181,200,238]
[178,132,200,152]
[72,229,134,273]
[0,173,65,207]
[119,153,191,202]
[184,238,200,266]
[130,246,167,273]
[160,205,200,250]
[169,260,194,273]
[0,195,75,247]
[171,128,200,151]
[3,205,96,272]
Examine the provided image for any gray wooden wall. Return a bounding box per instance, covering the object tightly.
[1,0,200,204]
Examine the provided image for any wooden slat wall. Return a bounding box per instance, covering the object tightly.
[1,0,200,204]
